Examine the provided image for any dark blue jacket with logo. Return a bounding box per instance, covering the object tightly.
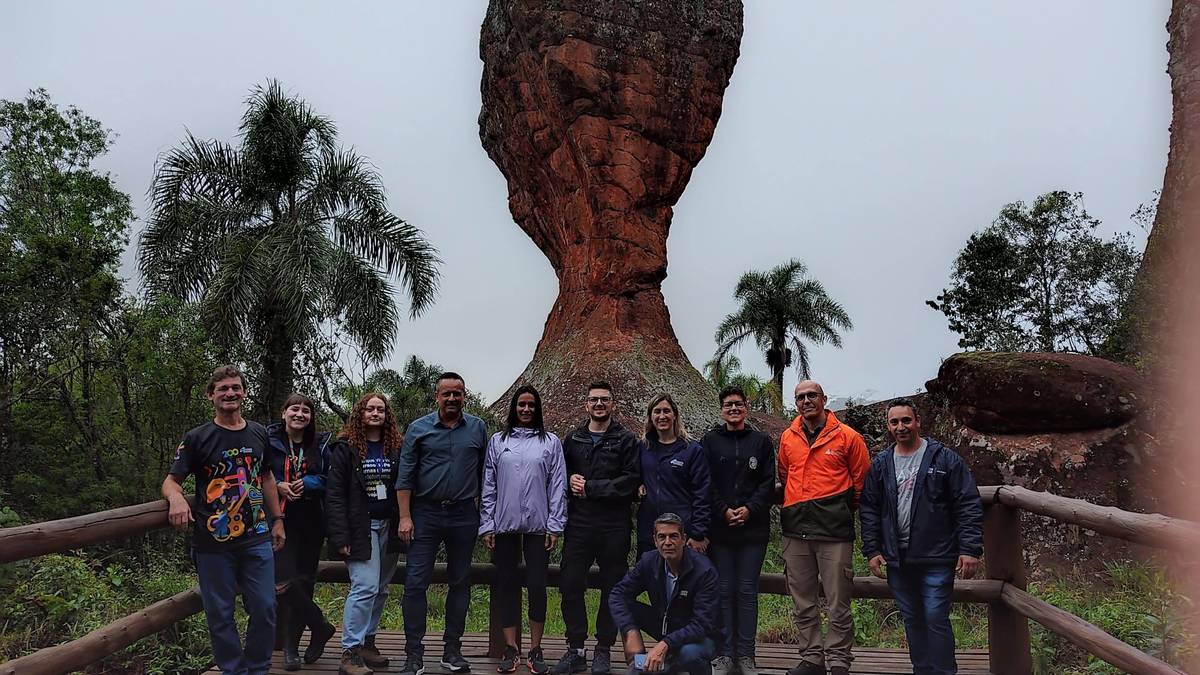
[609,546,720,649]
[637,438,712,545]
[859,437,984,566]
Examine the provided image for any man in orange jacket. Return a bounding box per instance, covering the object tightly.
[777,380,870,675]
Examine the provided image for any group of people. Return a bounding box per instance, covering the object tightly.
[164,364,984,675]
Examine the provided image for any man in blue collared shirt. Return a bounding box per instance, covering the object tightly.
[395,372,489,675]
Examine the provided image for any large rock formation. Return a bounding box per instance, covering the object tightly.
[478,0,744,431]
[923,352,1169,571]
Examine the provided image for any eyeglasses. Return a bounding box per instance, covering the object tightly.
[720,401,746,409]
[794,392,823,402]
[587,396,612,404]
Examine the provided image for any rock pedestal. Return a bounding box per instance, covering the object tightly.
[478,0,744,431]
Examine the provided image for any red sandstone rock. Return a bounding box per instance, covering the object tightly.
[925,352,1144,434]
[478,0,743,431]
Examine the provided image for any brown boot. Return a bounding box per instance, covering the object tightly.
[340,647,375,675]
[362,635,390,669]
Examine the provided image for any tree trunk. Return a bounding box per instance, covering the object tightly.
[771,364,786,417]
[479,0,744,432]
[257,313,296,421]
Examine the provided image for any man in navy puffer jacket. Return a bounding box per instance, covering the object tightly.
[859,399,983,675]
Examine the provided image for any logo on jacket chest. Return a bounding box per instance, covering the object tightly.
[669,458,685,468]
[748,456,758,470]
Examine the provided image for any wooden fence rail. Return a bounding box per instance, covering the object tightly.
[1,487,1196,675]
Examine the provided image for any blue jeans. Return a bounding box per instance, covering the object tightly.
[342,519,401,649]
[887,563,957,675]
[193,539,276,675]
[709,541,766,658]
[627,601,716,675]
[402,499,480,657]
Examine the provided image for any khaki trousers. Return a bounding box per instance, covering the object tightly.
[780,536,854,669]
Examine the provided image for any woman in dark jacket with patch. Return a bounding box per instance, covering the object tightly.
[701,386,775,675]
[636,393,712,556]
[268,393,335,670]
[326,392,404,675]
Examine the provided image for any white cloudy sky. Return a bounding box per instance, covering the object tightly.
[2,2,1171,404]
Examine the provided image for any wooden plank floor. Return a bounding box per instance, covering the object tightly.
[222,632,991,674]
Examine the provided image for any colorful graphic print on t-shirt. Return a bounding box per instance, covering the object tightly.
[202,445,268,542]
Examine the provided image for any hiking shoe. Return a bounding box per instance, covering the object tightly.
[340,648,375,675]
[711,656,734,675]
[552,649,587,675]
[283,644,302,671]
[590,647,611,675]
[829,668,848,675]
[785,662,824,675]
[441,645,471,673]
[528,647,550,675]
[398,655,426,675]
[737,657,758,675]
[498,645,520,674]
[362,635,389,669]
[306,621,337,664]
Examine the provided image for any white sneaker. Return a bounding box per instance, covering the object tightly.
[711,656,735,675]
[737,657,757,675]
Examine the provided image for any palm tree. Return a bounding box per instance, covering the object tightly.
[713,259,852,414]
[139,81,440,416]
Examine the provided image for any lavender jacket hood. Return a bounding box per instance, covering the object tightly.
[479,427,568,536]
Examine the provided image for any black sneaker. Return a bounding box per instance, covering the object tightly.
[528,647,549,675]
[399,655,426,675]
[590,647,611,675]
[441,645,471,673]
[552,650,586,675]
[498,645,519,674]
[785,662,824,675]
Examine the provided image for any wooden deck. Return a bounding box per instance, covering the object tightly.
[230,632,991,674]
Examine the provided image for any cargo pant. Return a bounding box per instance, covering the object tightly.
[780,537,854,670]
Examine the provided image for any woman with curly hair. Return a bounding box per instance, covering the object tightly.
[267,393,336,670]
[479,385,567,674]
[326,392,405,675]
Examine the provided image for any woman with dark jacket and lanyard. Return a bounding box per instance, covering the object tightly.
[635,393,712,556]
[479,385,567,675]
[326,392,405,675]
[701,386,776,675]
[268,393,336,670]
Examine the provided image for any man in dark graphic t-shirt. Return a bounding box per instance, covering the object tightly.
[163,365,285,675]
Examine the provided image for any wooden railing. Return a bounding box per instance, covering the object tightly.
[0,487,1193,675]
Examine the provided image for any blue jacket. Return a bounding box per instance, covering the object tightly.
[859,437,984,566]
[609,547,720,649]
[637,438,712,543]
[266,422,332,499]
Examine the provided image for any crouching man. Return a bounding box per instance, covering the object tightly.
[609,513,720,675]
[859,399,984,675]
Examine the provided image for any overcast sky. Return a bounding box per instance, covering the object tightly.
[2,2,1171,405]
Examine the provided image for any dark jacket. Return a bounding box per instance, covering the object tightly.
[859,438,984,566]
[325,439,401,561]
[562,420,640,532]
[701,425,775,545]
[266,422,332,501]
[610,547,720,649]
[637,438,712,544]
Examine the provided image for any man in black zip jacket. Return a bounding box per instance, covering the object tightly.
[610,513,720,675]
[553,382,641,675]
[701,386,775,675]
[859,399,983,675]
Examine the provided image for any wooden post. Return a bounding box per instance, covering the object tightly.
[984,503,1033,675]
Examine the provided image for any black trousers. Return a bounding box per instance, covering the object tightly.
[493,533,550,628]
[275,500,327,645]
[559,525,631,649]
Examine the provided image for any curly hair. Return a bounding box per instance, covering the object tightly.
[338,392,404,461]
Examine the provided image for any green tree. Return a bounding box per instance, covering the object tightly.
[713,259,852,414]
[138,80,441,417]
[928,191,1142,356]
[0,89,133,490]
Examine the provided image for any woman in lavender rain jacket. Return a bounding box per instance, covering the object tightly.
[480,384,568,675]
